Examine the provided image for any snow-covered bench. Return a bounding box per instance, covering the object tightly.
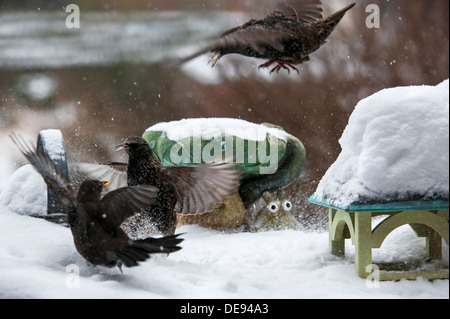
[310,80,450,281]
[309,197,449,280]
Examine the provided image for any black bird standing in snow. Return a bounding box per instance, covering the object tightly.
[10,134,183,271]
[113,136,241,236]
[168,0,355,74]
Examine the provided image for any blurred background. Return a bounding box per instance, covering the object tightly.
[0,0,448,229]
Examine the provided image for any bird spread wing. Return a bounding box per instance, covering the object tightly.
[100,185,159,233]
[71,162,128,191]
[10,133,77,210]
[214,0,323,57]
[105,162,129,173]
[159,162,241,216]
[216,24,295,55]
[272,0,323,23]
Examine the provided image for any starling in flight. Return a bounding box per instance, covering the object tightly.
[169,0,355,74]
[11,134,183,271]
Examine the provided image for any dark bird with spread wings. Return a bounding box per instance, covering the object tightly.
[108,136,241,236]
[10,134,183,272]
[169,0,355,74]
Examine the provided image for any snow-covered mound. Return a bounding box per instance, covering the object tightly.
[313,80,449,208]
[38,129,67,162]
[147,118,290,142]
[0,165,47,217]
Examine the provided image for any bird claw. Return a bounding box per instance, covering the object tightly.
[208,51,222,68]
[258,59,299,75]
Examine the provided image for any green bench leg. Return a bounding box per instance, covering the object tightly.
[354,213,373,278]
[427,229,443,260]
[329,209,373,278]
[329,209,345,257]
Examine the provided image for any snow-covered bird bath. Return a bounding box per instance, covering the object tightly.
[144,118,306,230]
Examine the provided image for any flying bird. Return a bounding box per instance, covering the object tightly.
[168,0,355,74]
[10,134,183,272]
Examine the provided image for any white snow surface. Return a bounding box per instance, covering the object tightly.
[147,118,290,142]
[39,129,66,161]
[0,165,47,217]
[314,80,450,208]
[0,169,448,299]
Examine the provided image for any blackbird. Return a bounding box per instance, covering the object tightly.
[10,134,183,271]
[111,136,241,236]
[168,0,355,74]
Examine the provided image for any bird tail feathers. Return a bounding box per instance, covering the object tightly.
[163,47,212,71]
[326,3,355,23]
[138,233,184,254]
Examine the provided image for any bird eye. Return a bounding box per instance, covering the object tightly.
[268,202,279,213]
[282,200,293,212]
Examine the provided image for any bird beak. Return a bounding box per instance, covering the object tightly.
[102,181,110,188]
[115,143,129,152]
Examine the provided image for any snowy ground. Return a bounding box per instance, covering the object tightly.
[0,205,448,299]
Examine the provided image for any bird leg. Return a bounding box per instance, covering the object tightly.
[117,261,123,274]
[258,59,300,74]
[208,51,222,68]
